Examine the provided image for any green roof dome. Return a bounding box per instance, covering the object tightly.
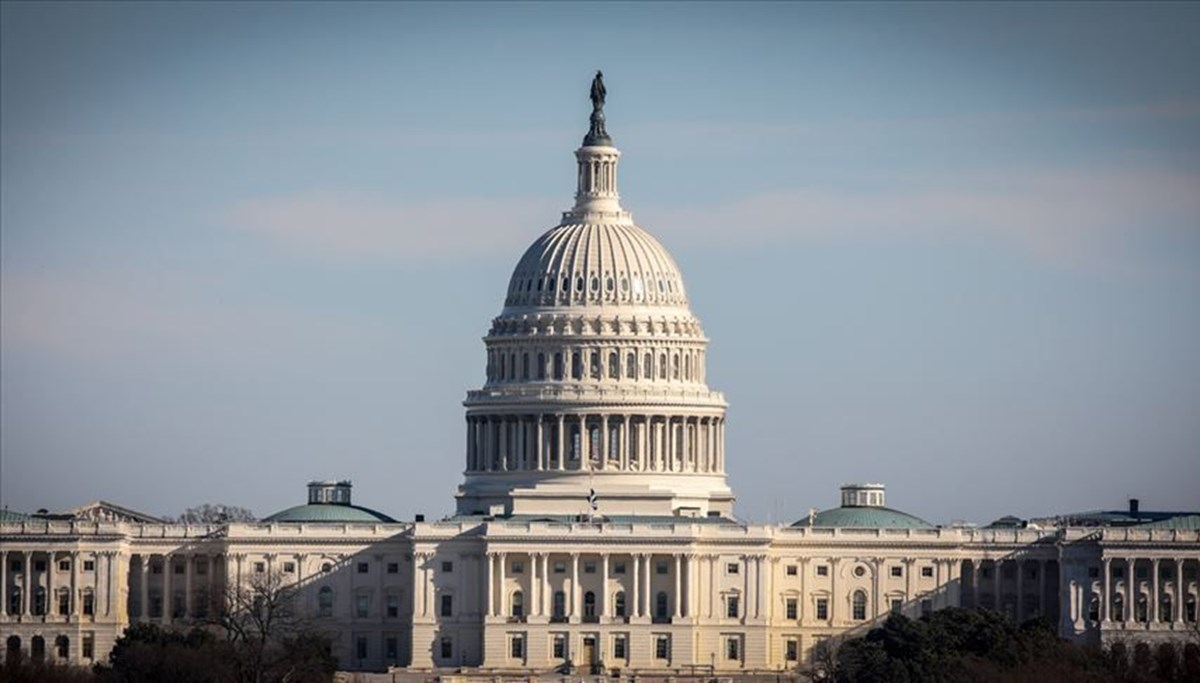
[263,480,396,524]
[797,505,934,529]
[264,503,395,524]
[793,483,935,529]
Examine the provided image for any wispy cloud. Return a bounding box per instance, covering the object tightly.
[225,193,562,265]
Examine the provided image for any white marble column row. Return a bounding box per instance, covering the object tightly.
[1095,557,1195,626]
[486,345,707,386]
[0,549,120,619]
[466,413,725,474]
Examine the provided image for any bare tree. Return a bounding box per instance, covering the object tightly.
[172,503,256,524]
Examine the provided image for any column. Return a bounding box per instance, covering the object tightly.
[541,554,551,616]
[105,552,115,617]
[162,554,173,624]
[578,415,588,468]
[498,552,507,616]
[570,553,580,619]
[969,560,980,608]
[557,415,565,470]
[1175,559,1185,625]
[632,554,641,618]
[673,554,682,619]
[47,552,55,617]
[601,554,610,617]
[531,553,542,617]
[1151,558,1160,623]
[755,555,764,619]
[709,555,718,619]
[535,418,544,471]
[0,550,6,617]
[70,551,79,619]
[743,555,752,622]
[22,552,32,615]
[1101,558,1111,623]
[485,553,494,617]
[140,555,150,620]
[871,558,882,619]
[830,558,839,622]
[600,415,609,469]
[685,554,695,618]
[667,417,676,471]
[641,554,651,619]
[185,554,194,619]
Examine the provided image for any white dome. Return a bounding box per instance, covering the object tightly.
[504,221,687,310]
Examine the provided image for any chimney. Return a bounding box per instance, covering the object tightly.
[1129,498,1139,517]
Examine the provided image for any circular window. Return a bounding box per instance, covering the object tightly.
[322,563,332,573]
[854,566,866,577]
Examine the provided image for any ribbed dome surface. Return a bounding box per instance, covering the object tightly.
[504,222,688,309]
[793,506,935,530]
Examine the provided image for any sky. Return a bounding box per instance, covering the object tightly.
[2,2,1198,526]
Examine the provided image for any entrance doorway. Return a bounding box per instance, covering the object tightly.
[582,635,597,672]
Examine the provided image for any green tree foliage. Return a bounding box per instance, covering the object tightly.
[834,608,1114,683]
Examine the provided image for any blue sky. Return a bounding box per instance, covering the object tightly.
[2,2,1198,525]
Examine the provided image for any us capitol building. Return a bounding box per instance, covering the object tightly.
[2,76,1198,674]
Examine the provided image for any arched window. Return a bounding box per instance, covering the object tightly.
[659,353,667,379]
[554,352,563,380]
[572,352,582,380]
[608,351,619,379]
[1136,595,1149,622]
[584,591,596,618]
[552,591,566,619]
[1160,595,1173,622]
[852,591,867,620]
[672,353,680,380]
[522,353,530,380]
[614,591,627,617]
[684,355,691,380]
[1186,595,1197,623]
[509,353,516,380]
[31,635,45,662]
[499,355,506,381]
[537,353,546,380]
[55,635,69,659]
[8,587,21,616]
[644,353,652,380]
[656,591,669,619]
[318,586,334,617]
[627,352,637,379]
[590,351,601,380]
[5,636,19,660]
[33,587,45,616]
[1112,594,1125,622]
[512,591,524,618]
[1088,596,1100,623]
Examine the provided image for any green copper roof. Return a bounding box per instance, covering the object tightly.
[0,509,33,523]
[794,506,935,530]
[1136,514,1200,530]
[263,504,396,524]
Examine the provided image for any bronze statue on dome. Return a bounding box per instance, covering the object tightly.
[590,70,606,112]
[584,70,612,146]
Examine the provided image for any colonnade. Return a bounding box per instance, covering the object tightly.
[964,557,1056,622]
[0,549,117,619]
[486,346,706,386]
[1090,557,1197,627]
[466,414,725,474]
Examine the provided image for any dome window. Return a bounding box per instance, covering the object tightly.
[537,279,543,292]
[621,277,629,292]
[590,276,599,291]
[606,277,614,292]
[658,279,665,293]
[576,277,584,292]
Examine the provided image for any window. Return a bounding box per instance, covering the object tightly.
[386,636,398,661]
[522,353,529,380]
[554,561,566,574]
[58,559,71,572]
[149,562,160,575]
[572,352,582,380]
[387,562,399,574]
[318,587,333,617]
[440,594,453,617]
[512,591,524,618]
[613,561,626,575]
[608,351,619,379]
[9,560,21,572]
[852,591,867,620]
[614,591,627,617]
[656,561,668,575]
[56,635,69,659]
[726,637,740,661]
[584,561,596,574]
[659,353,667,379]
[552,591,566,619]
[626,353,636,379]
[1112,567,1124,579]
[584,591,596,618]
[552,634,566,659]
[1088,566,1100,579]
[554,353,564,380]
[440,637,453,659]
[283,562,296,574]
[254,562,265,574]
[511,560,524,574]
[613,634,627,659]
[655,634,670,660]
[854,565,866,578]
[785,598,797,620]
[816,598,829,620]
[83,633,94,659]
[644,353,653,380]
[510,634,525,659]
[355,635,368,660]
[726,595,740,618]
[891,566,903,578]
[785,638,799,662]
[656,592,669,619]
[921,566,934,578]
[891,598,903,614]
[387,594,399,618]
[786,565,798,577]
[58,589,70,615]
[357,562,369,574]
[726,562,740,575]
[321,562,332,573]
[816,565,829,577]
[356,594,369,618]
[83,591,94,616]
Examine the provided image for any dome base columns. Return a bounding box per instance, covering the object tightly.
[455,473,734,518]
